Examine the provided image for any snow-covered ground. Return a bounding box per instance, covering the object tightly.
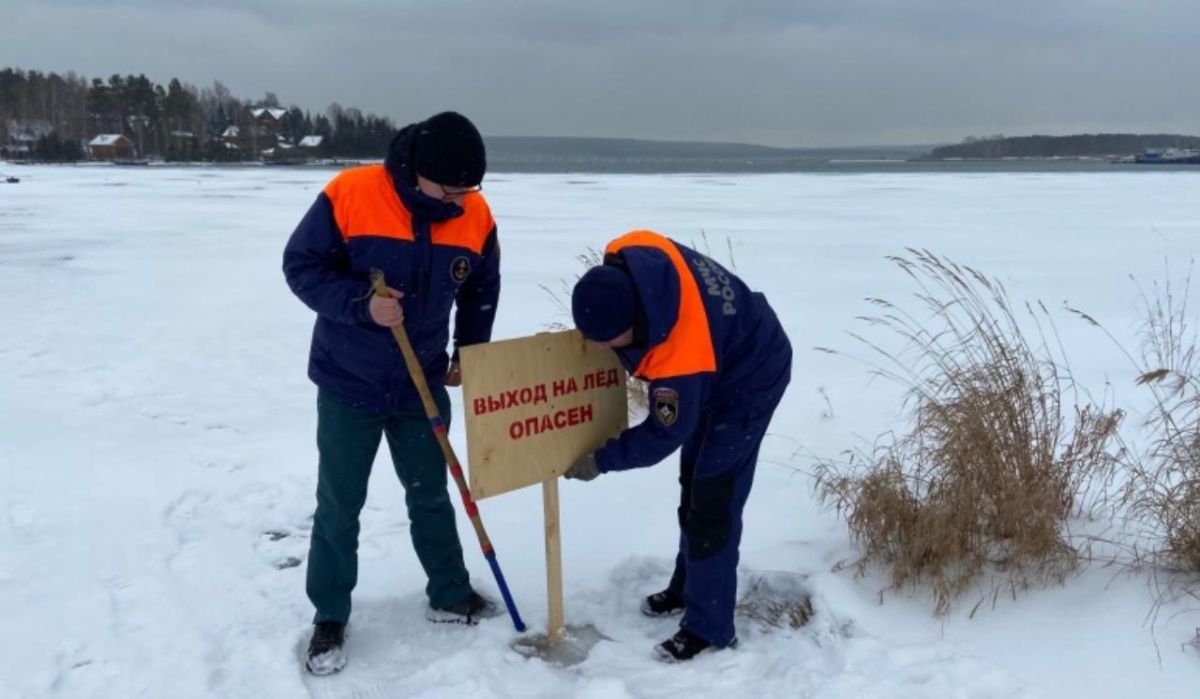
[2,163,1198,698]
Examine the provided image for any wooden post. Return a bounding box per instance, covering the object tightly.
[543,477,564,645]
[457,327,628,645]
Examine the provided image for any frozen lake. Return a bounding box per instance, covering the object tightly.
[1,163,1198,697]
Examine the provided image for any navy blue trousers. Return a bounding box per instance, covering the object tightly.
[665,381,788,647]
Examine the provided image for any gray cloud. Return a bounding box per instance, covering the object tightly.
[8,0,1199,146]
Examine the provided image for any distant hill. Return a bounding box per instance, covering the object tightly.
[926,134,1200,160]
[485,136,932,173]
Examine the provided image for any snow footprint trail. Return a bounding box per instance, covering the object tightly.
[258,529,305,570]
[151,441,323,697]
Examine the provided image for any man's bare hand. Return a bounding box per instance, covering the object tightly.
[369,287,405,327]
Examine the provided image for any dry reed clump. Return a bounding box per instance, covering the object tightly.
[1078,262,1200,581]
[815,250,1125,615]
[1133,361,1200,576]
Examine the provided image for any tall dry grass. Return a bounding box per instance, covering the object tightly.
[816,250,1125,615]
[1128,265,1200,579]
[1073,262,1200,594]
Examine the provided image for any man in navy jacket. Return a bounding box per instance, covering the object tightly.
[284,112,500,675]
[566,230,792,662]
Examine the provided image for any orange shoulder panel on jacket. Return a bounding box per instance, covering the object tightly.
[606,229,717,380]
[322,165,414,241]
[431,191,495,254]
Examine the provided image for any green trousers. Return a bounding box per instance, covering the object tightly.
[306,387,471,623]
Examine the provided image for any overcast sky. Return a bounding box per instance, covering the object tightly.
[8,0,1199,147]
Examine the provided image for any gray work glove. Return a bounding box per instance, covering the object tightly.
[564,453,600,481]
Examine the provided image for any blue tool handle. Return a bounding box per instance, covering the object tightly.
[485,550,526,632]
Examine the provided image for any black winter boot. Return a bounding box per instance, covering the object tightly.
[654,629,737,662]
[425,591,500,625]
[640,588,685,617]
[305,621,347,675]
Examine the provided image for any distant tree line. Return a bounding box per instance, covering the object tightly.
[928,133,1200,160]
[0,67,397,162]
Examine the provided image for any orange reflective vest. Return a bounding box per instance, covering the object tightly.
[323,164,494,254]
[606,230,717,380]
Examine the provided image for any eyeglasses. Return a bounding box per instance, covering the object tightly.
[421,178,481,200]
[441,184,481,197]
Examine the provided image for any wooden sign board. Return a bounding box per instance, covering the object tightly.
[460,330,628,500]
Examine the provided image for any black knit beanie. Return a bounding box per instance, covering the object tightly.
[572,265,639,342]
[412,112,486,187]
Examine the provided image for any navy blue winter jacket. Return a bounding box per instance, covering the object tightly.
[593,231,791,476]
[283,126,500,412]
